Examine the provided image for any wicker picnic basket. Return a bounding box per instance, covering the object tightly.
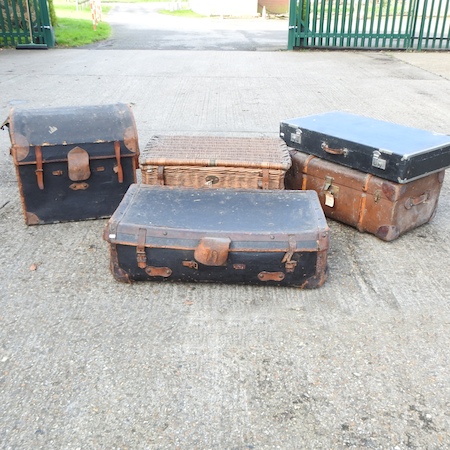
[140,136,291,189]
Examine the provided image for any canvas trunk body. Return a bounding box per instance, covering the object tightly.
[103,184,330,288]
[285,150,445,241]
[4,103,139,225]
[140,136,291,189]
[280,111,450,184]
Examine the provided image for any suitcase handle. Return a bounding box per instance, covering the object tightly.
[321,142,348,156]
[405,192,429,209]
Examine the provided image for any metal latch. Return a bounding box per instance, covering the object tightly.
[290,129,302,144]
[205,175,219,187]
[281,237,297,273]
[324,175,333,191]
[323,176,338,208]
[372,151,387,170]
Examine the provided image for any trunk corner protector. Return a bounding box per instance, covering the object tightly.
[110,244,131,283]
[317,230,330,251]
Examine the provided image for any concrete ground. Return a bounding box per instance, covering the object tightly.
[83,2,289,51]
[1,6,450,450]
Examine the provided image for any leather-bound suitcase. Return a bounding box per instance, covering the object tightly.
[285,149,445,241]
[280,111,450,184]
[140,135,291,189]
[3,103,139,225]
[103,184,330,288]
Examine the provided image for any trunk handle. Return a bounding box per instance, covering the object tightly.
[405,192,430,209]
[321,142,348,156]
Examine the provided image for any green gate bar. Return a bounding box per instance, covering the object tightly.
[0,0,29,46]
[288,0,450,50]
[0,0,54,48]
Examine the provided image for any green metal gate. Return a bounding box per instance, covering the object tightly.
[288,0,450,50]
[0,0,55,48]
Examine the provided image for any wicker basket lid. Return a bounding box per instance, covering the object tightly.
[141,135,291,169]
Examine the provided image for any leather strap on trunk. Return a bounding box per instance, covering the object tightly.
[136,228,147,269]
[281,236,297,273]
[114,141,124,183]
[301,155,316,191]
[357,174,372,229]
[35,145,44,190]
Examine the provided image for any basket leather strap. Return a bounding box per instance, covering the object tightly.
[157,166,165,185]
[35,145,44,190]
[114,141,123,183]
[262,163,270,189]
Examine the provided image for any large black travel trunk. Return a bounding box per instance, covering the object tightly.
[4,103,139,225]
[280,111,450,184]
[103,184,330,288]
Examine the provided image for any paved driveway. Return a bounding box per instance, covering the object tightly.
[85,2,289,50]
[1,12,450,450]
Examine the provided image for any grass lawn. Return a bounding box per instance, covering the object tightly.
[53,2,112,47]
[158,9,205,18]
[52,1,192,47]
[0,0,192,48]
[103,0,170,2]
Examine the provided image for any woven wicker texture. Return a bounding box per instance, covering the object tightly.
[140,136,291,189]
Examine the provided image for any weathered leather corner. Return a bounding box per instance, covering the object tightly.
[124,126,139,153]
[11,133,30,162]
[26,212,41,226]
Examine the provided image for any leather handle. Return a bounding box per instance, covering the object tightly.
[145,266,172,277]
[405,192,429,210]
[321,142,348,156]
[258,271,285,282]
